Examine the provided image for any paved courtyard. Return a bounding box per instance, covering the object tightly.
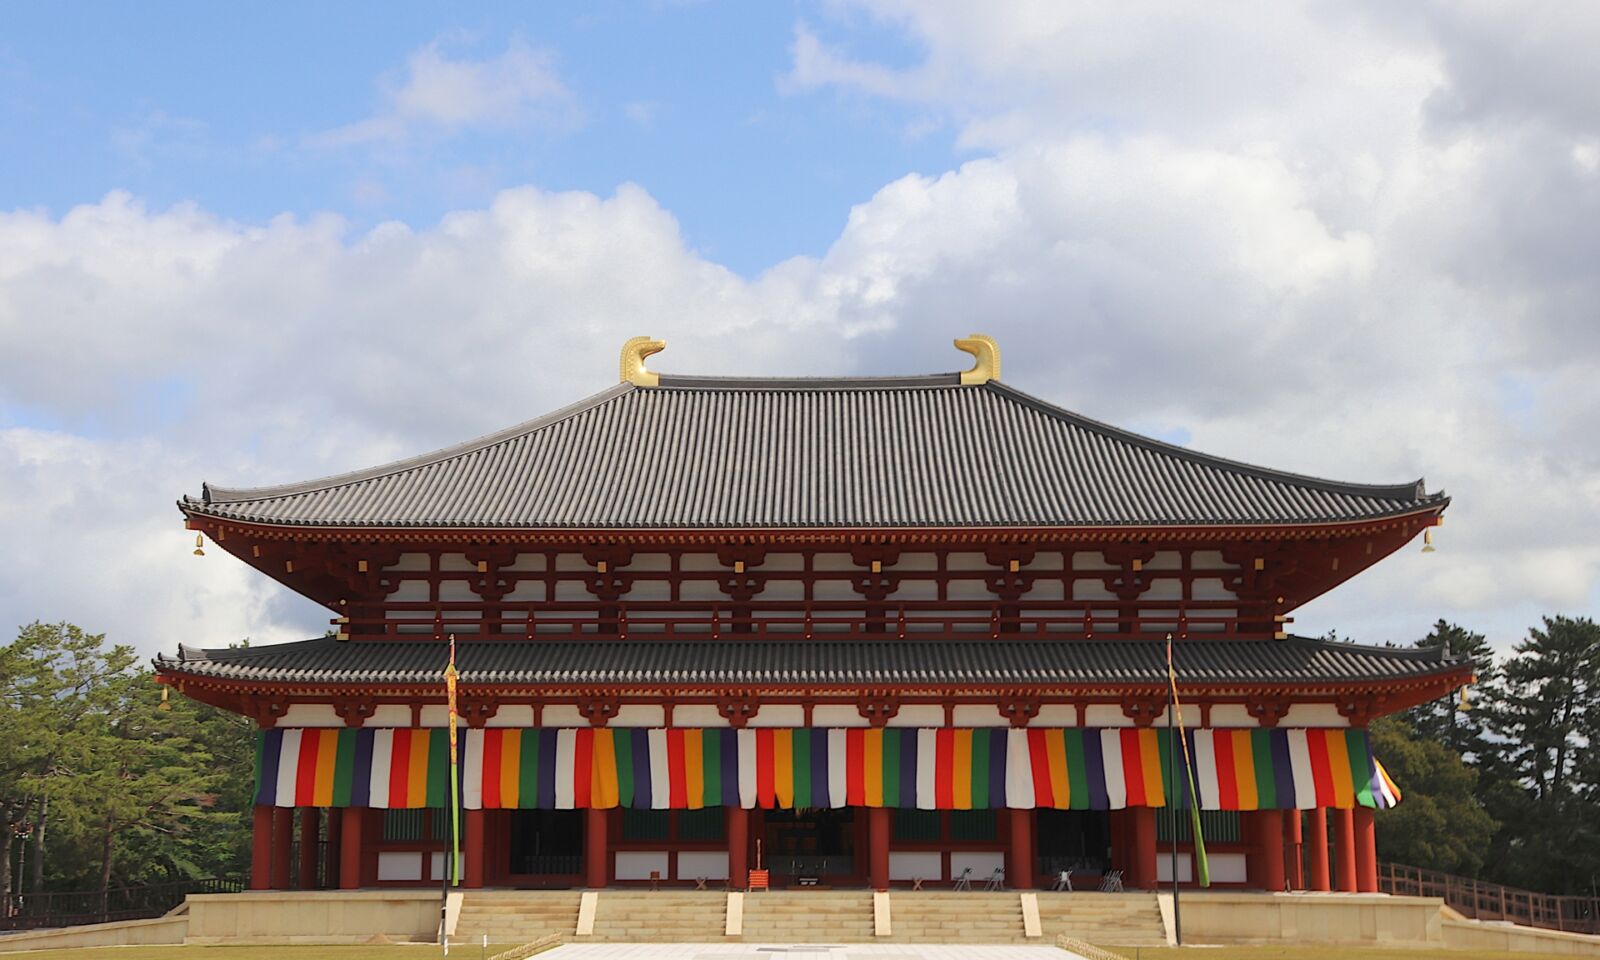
[541,946,1083,960]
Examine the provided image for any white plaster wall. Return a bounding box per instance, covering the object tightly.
[1281,704,1348,727]
[610,705,666,727]
[890,852,943,881]
[369,704,412,727]
[418,705,449,727]
[377,852,423,881]
[811,705,869,727]
[279,704,341,727]
[1209,705,1254,727]
[671,705,726,727]
[951,852,1005,882]
[747,705,805,727]
[385,553,431,571]
[486,705,536,728]
[615,852,670,881]
[952,705,1008,727]
[540,705,586,727]
[887,705,945,727]
[678,851,729,881]
[1032,705,1078,727]
[1083,705,1134,727]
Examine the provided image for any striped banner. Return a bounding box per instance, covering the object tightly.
[253,727,1400,812]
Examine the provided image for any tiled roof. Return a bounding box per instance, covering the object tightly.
[156,635,1463,689]
[182,375,1446,529]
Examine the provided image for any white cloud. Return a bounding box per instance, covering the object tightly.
[311,38,578,147]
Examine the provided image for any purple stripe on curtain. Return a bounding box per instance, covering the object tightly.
[631,728,651,809]
[350,728,374,807]
[810,728,831,808]
[1269,729,1295,809]
[900,730,919,808]
[256,728,283,806]
[537,728,559,809]
[1083,729,1109,810]
[720,729,740,808]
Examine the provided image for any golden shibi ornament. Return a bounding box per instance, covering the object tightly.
[193,533,205,557]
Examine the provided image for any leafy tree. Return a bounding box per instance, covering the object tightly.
[1495,616,1599,800]
[1370,716,1497,876]
[1404,620,1499,762]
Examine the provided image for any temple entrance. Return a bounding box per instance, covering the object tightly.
[506,809,584,887]
[760,807,862,887]
[1036,809,1112,886]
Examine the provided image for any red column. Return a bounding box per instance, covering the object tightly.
[298,808,320,889]
[1007,808,1034,889]
[1252,810,1285,892]
[868,807,891,890]
[1333,808,1357,892]
[585,808,609,888]
[1286,809,1304,890]
[270,807,294,890]
[251,806,274,890]
[465,809,486,888]
[1131,807,1157,890]
[1353,807,1378,892]
[727,807,749,889]
[324,808,342,889]
[339,807,364,890]
[1307,808,1330,891]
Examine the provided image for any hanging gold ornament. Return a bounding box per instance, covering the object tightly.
[193,533,205,557]
[1458,685,1471,711]
[1421,529,1436,553]
[159,684,171,711]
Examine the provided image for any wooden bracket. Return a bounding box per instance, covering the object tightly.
[1246,697,1292,728]
[1122,697,1165,728]
[243,694,290,729]
[997,694,1042,728]
[716,692,761,728]
[333,697,376,728]
[578,695,621,728]
[856,691,902,728]
[459,695,501,729]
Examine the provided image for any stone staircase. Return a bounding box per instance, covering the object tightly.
[1034,891,1167,946]
[741,891,875,942]
[453,888,1166,946]
[453,890,585,943]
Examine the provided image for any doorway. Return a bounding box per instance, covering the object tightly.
[506,809,584,887]
[760,807,861,887]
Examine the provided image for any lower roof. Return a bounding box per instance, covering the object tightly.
[157,635,1463,690]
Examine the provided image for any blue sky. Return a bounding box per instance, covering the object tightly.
[2,2,952,275]
[1,2,1597,655]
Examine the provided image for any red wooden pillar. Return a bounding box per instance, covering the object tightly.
[727,806,749,889]
[1286,809,1304,890]
[1131,807,1157,890]
[1007,808,1034,889]
[339,807,364,890]
[868,807,891,890]
[298,808,320,889]
[465,809,486,889]
[324,808,342,889]
[270,806,294,890]
[250,806,274,890]
[1353,807,1378,892]
[585,808,609,888]
[1333,807,1357,892]
[1252,810,1285,892]
[1307,808,1330,891]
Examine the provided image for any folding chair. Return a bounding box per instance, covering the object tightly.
[983,867,1005,892]
[953,867,974,891]
[1098,869,1124,893]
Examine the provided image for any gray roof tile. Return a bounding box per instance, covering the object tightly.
[182,376,1445,529]
[156,635,1462,689]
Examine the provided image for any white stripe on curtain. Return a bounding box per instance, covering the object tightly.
[462,729,485,811]
[827,730,848,809]
[737,729,757,809]
[368,729,394,808]
[1286,729,1316,810]
[1005,729,1034,809]
[916,729,938,810]
[648,729,671,809]
[554,730,577,809]
[1100,730,1127,809]
[275,729,302,807]
[1192,730,1221,810]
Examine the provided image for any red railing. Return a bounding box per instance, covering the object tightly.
[1380,862,1600,935]
[338,598,1279,640]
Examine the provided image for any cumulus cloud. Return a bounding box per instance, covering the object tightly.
[310,37,578,147]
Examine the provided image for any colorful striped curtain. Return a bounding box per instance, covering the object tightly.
[254,727,1400,812]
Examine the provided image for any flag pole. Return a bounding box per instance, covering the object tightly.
[446,632,462,886]
[1167,634,1182,946]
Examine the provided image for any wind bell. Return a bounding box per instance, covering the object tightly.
[193,533,205,557]
[1421,529,1436,554]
